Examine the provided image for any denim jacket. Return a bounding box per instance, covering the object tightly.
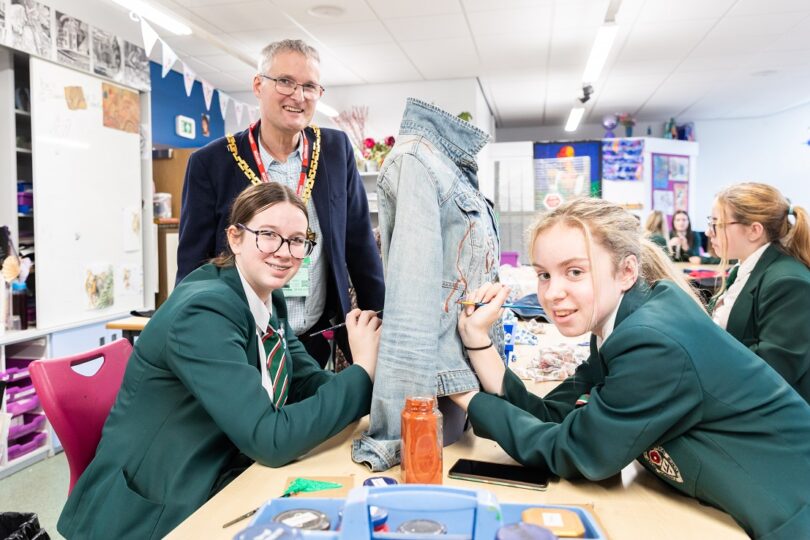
[351,98,503,471]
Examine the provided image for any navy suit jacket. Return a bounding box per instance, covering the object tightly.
[177,123,385,323]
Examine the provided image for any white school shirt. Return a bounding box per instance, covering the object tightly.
[236,263,276,400]
[712,242,771,330]
[596,293,623,351]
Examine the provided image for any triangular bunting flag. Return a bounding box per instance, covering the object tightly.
[234,101,245,125]
[182,63,195,97]
[201,79,214,111]
[248,106,259,123]
[161,41,178,78]
[140,20,159,57]
[218,92,230,120]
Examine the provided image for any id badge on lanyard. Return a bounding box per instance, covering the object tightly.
[282,256,310,298]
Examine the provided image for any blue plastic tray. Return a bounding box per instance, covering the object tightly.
[242,485,606,539]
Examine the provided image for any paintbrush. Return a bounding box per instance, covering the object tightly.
[457,300,545,311]
[308,310,383,337]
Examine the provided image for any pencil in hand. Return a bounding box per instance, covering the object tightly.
[307,309,384,337]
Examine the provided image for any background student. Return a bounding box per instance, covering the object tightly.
[59,184,381,540]
[643,210,668,251]
[449,198,810,539]
[709,182,810,403]
[668,210,702,263]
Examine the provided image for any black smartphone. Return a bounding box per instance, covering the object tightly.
[448,458,551,491]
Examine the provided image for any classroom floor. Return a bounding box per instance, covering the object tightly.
[0,452,68,540]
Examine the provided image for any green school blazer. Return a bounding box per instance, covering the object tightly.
[468,280,810,539]
[724,243,810,403]
[58,264,372,540]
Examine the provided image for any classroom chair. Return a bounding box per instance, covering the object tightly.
[29,339,132,494]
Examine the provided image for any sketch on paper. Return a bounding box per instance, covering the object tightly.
[84,265,114,309]
[653,189,674,214]
[0,1,6,44]
[123,205,141,252]
[673,183,688,212]
[668,156,689,182]
[7,0,52,58]
[124,41,150,91]
[102,82,140,134]
[92,27,123,80]
[118,264,143,296]
[55,12,89,71]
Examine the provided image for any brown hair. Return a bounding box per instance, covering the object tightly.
[669,210,695,250]
[211,183,308,267]
[528,198,704,318]
[715,182,810,269]
[644,210,668,238]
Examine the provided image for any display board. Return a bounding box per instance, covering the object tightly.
[533,141,601,212]
[30,57,143,329]
[651,153,690,226]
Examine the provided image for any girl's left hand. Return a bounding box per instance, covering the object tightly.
[458,282,510,347]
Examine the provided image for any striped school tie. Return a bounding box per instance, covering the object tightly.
[262,325,289,407]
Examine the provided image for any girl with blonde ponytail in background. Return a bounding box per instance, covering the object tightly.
[708,182,810,403]
[448,197,810,539]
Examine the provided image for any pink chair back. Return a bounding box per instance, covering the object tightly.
[29,338,132,493]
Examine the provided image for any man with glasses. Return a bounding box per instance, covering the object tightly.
[177,39,384,367]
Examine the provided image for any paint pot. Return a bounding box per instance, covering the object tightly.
[233,523,302,539]
[396,518,447,534]
[363,476,398,487]
[272,508,331,531]
[496,522,558,540]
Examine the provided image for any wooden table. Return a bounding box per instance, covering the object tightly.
[168,324,746,539]
[105,316,149,344]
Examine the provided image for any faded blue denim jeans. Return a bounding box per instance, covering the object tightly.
[351,98,504,471]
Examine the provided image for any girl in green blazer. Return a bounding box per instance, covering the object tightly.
[451,198,810,539]
[643,209,668,252]
[709,182,810,403]
[58,183,382,540]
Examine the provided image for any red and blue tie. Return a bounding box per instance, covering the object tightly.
[262,325,289,407]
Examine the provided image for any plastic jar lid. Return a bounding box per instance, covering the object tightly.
[496,522,559,540]
[272,508,331,531]
[369,505,389,529]
[363,476,398,487]
[397,518,447,534]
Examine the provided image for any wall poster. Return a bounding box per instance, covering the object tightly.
[651,153,690,226]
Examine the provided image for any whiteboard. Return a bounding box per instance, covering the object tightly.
[30,57,143,329]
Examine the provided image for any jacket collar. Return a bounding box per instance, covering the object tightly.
[725,243,782,337]
[615,279,651,328]
[398,98,490,178]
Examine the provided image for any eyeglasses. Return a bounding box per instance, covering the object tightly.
[258,74,324,100]
[706,217,742,236]
[237,224,316,259]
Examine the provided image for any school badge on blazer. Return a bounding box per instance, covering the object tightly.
[642,446,683,483]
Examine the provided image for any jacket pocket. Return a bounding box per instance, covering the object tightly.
[91,468,166,540]
[453,192,483,247]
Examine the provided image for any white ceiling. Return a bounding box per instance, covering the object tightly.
[124,0,810,127]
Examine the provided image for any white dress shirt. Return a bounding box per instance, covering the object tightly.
[712,242,771,330]
[235,263,276,400]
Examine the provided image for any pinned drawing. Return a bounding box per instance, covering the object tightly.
[123,205,141,252]
[124,41,150,91]
[7,0,52,58]
[92,27,123,81]
[64,86,86,110]
[117,264,143,296]
[84,264,114,309]
[55,11,89,71]
[102,82,140,134]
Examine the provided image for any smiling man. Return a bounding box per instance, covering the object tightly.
[177,39,384,366]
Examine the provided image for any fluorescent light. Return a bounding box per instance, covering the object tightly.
[564,107,585,132]
[111,0,192,35]
[316,101,339,118]
[582,23,617,83]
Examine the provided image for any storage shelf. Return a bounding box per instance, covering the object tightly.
[0,443,50,480]
[15,109,30,116]
[15,147,32,154]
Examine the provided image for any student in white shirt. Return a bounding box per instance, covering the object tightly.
[709,182,810,402]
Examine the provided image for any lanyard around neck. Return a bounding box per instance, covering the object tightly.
[247,121,310,198]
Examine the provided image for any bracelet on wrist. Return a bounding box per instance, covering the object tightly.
[465,340,493,351]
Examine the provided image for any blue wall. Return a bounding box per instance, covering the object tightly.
[149,61,225,147]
